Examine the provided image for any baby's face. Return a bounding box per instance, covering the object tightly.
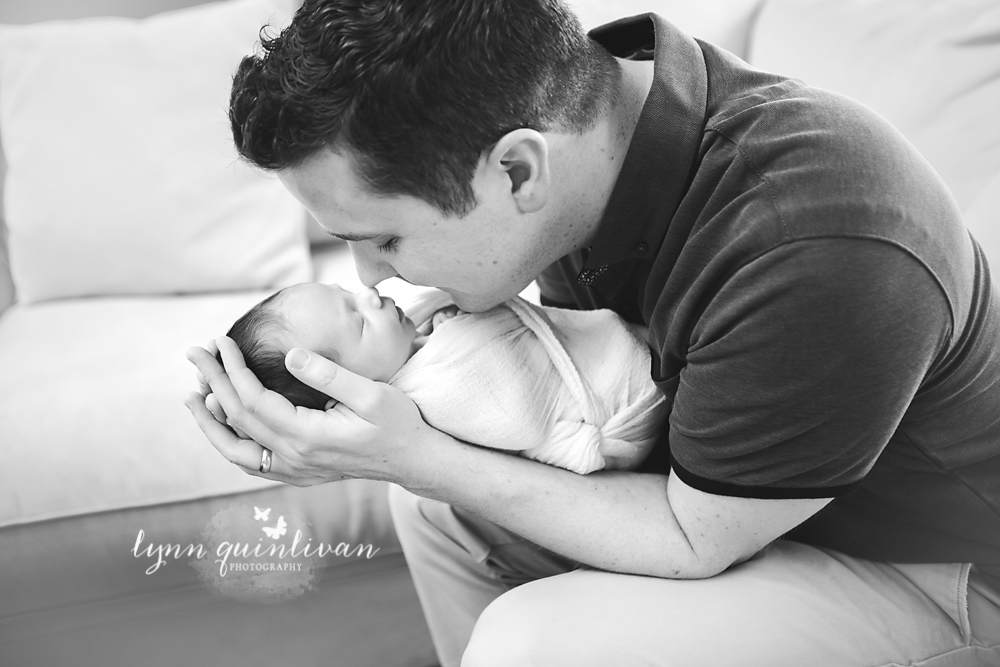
[279,283,417,381]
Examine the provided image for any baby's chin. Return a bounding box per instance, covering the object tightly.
[400,314,418,338]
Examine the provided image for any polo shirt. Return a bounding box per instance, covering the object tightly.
[537,14,1000,592]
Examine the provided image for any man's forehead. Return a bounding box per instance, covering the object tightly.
[280,149,357,204]
[280,150,406,238]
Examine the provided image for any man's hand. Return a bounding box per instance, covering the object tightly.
[184,336,436,486]
[185,337,832,579]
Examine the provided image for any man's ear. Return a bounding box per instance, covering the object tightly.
[485,129,550,213]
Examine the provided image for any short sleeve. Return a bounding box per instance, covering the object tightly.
[669,237,952,498]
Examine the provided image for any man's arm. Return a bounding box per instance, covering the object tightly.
[401,425,831,577]
[186,338,829,579]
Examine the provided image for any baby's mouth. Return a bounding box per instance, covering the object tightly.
[395,306,404,322]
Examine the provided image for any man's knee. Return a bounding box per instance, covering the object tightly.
[387,483,473,558]
[460,584,547,667]
[461,576,614,667]
[460,569,698,667]
[387,483,423,536]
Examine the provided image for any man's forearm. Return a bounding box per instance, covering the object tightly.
[191,338,826,577]
[397,429,709,578]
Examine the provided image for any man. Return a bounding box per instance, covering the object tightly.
[186,1,1000,665]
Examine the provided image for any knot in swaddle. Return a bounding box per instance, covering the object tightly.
[390,296,667,474]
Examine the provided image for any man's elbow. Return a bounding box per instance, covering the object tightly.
[651,540,769,580]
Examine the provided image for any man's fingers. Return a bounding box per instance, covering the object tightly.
[185,392,270,471]
[194,340,219,397]
[285,347,384,420]
[205,392,227,425]
[186,393,314,485]
[196,371,211,397]
[186,344,277,445]
[205,393,253,439]
[214,336,262,395]
[216,336,300,423]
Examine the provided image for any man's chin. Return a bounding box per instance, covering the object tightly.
[448,291,508,313]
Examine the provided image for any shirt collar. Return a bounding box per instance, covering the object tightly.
[582,14,709,273]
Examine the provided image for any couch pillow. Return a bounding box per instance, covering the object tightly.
[0,0,310,304]
[0,138,12,315]
[0,290,281,526]
[749,0,1000,253]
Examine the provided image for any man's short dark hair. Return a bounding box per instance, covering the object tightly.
[220,291,331,411]
[229,0,619,215]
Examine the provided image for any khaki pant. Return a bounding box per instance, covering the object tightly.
[388,484,1000,667]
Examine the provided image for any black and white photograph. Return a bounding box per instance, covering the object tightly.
[0,0,998,665]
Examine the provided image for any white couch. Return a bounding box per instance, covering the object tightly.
[0,0,997,665]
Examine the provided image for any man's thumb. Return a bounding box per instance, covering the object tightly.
[286,348,311,372]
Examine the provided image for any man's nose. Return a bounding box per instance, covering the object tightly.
[360,287,382,308]
[349,242,398,288]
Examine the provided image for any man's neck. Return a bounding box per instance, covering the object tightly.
[547,57,654,256]
[610,57,655,155]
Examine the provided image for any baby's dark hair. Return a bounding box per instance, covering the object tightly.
[218,291,330,410]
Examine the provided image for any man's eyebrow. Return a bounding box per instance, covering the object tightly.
[324,230,380,242]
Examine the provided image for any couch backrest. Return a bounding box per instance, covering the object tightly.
[0,0,764,318]
[0,0,223,316]
[0,0,333,314]
[748,0,1000,276]
[5,0,992,315]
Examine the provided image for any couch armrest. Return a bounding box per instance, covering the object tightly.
[0,126,14,317]
[0,223,13,318]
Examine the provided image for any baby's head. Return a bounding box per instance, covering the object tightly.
[222,283,417,409]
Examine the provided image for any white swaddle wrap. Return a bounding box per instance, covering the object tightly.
[389,295,667,474]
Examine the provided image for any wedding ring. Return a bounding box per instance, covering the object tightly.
[259,447,272,474]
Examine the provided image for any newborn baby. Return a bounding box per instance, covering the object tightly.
[222,283,667,474]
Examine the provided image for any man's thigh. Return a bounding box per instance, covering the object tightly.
[462,540,1000,667]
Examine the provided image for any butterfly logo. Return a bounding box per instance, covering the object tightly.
[262,515,287,540]
[253,506,271,522]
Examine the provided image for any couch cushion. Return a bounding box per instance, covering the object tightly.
[0,290,288,527]
[0,0,310,304]
[749,0,1000,270]
[0,244,439,527]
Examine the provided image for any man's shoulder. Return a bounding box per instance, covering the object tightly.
[699,41,879,144]
[691,51,968,267]
[697,41,920,186]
